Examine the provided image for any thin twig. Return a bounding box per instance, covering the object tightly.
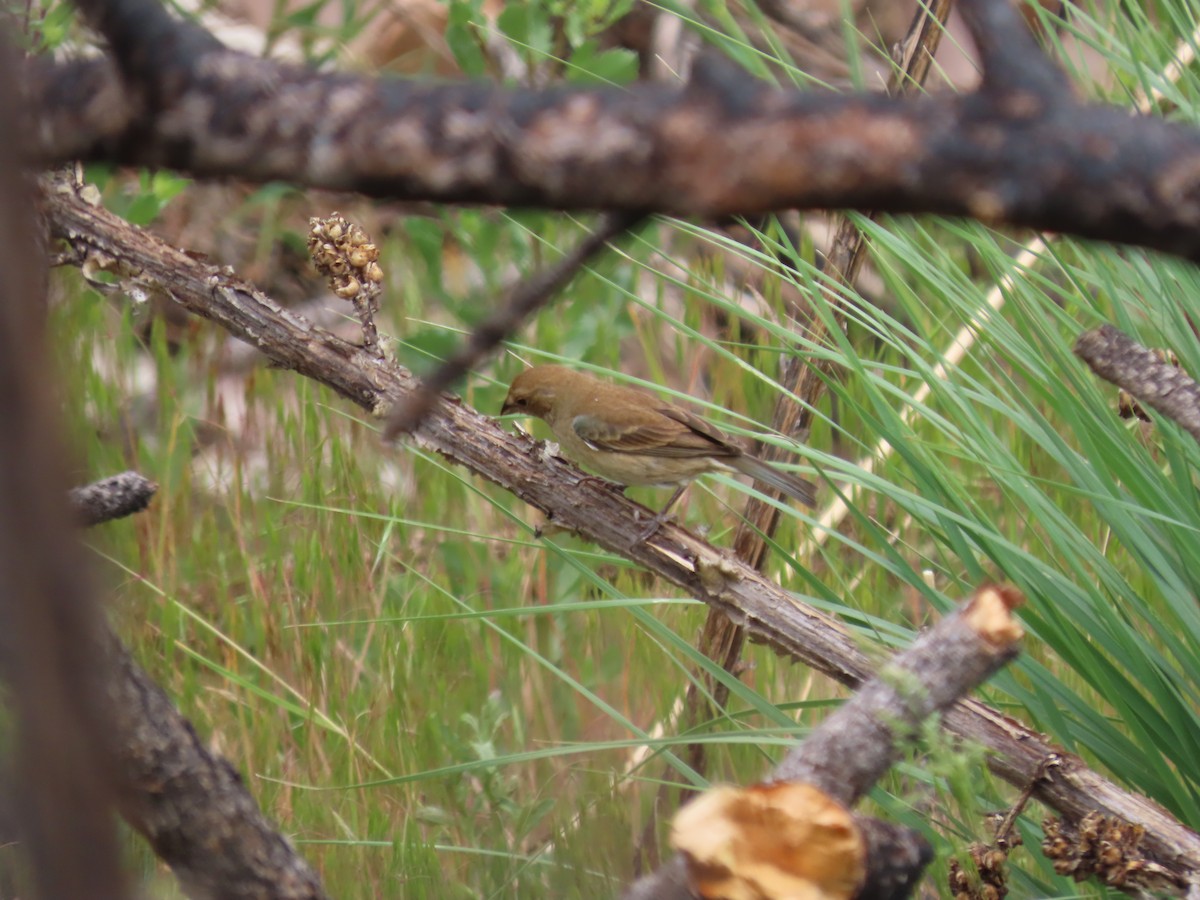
[383,212,643,438]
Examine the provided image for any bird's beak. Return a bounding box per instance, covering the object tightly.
[500,398,516,416]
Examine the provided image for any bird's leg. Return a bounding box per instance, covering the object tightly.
[635,484,688,542]
[577,473,628,494]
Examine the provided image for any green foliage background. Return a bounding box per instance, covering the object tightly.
[27,0,1200,896]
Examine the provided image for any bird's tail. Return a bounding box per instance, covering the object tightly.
[731,455,818,508]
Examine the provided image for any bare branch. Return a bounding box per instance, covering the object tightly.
[773,585,1023,799]
[43,173,1200,892]
[16,0,1200,263]
[628,585,1024,900]
[100,626,330,899]
[50,445,325,894]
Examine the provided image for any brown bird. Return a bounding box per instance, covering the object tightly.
[501,365,817,534]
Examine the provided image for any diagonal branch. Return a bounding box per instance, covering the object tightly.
[100,625,330,899]
[43,173,1200,894]
[65,470,328,898]
[384,212,644,438]
[627,585,1026,900]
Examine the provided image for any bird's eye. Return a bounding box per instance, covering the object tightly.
[515,398,526,406]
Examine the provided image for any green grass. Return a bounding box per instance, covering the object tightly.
[33,0,1200,896]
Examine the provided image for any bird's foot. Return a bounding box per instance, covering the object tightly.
[634,509,677,542]
[534,511,575,539]
[577,474,628,495]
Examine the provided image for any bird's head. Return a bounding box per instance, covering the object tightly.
[501,365,572,419]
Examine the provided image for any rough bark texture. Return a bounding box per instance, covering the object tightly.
[43,175,1200,893]
[855,817,934,900]
[100,626,330,899]
[1075,324,1200,444]
[69,471,158,526]
[772,585,1023,800]
[18,0,1200,264]
[62,464,327,896]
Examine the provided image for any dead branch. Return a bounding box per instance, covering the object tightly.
[15,0,1200,264]
[69,471,157,526]
[42,173,1200,893]
[99,624,330,899]
[628,585,1024,900]
[66,461,326,897]
[774,585,1024,798]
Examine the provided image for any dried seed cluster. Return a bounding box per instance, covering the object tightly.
[307,213,383,301]
[1042,811,1169,889]
[948,839,1013,900]
[307,212,386,358]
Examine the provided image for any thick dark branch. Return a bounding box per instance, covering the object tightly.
[20,36,1200,263]
[1074,324,1200,444]
[101,626,329,899]
[957,0,1065,96]
[43,175,1200,893]
[70,471,157,526]
[53,447,324,894]
[0,36,128,900]
[59,462,320,897]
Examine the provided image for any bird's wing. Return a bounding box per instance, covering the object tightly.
[571,406,738,459]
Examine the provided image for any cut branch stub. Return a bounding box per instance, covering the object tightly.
[629,586,1023,899]
[671,782,865,900]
